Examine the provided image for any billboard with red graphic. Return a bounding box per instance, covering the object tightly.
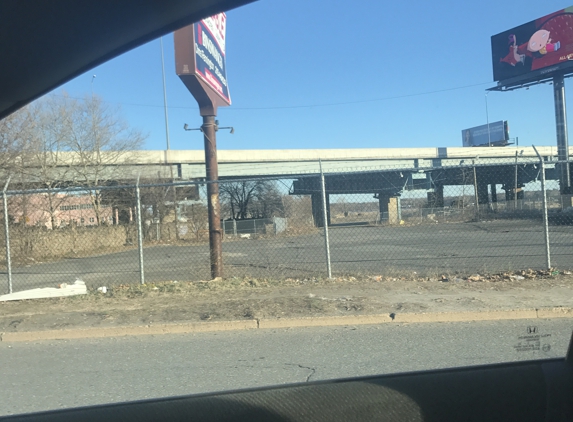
[194,13,230,104]
[492,7,573,85]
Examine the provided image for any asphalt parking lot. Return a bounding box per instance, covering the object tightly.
[3,219,572,293]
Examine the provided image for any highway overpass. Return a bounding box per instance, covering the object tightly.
[107,145,570,179]
[149,145,566,226]
[111,146,573,226]
[11,145,573,228]
[14,145,568,181]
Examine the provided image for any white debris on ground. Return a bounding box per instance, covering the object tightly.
[0,280,87,302]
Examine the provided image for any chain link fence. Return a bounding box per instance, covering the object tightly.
[1,154,572,295]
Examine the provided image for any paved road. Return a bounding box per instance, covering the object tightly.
[0,318,571,416]
[3,220,573,293]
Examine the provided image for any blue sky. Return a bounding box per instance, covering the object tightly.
[53,0,573,151]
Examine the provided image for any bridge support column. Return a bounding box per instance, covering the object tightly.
[517,188,524,211]
[378,195,400,224]
[491,184,498,211]
[504,185,524,210]
[561,194,573,209]
[427,184,444,208]
[477,179,490,212]
[505,187,513,202]
[388,197,400,225]
[378,195,389,222]
[311,193,330,227]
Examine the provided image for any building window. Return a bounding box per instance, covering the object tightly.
[89,218,94,223]
[60,204,97,211]
[81,218,85,224]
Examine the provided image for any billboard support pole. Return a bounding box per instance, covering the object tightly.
[202,116,223,279]
[553,74,572,194]
[485,92,491,147]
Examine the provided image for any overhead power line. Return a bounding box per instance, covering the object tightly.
[52,81,492,112]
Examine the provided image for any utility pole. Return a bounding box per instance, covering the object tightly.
[160,37,171,151]
[202,116,222,278]
[91,74,96,98]
[175,16,231,280]
[160,36,179,237]
[553,74,572,206]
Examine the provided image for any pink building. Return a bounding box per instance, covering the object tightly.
[10,193,114,229]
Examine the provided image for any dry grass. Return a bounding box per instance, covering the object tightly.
[72,267,567,301]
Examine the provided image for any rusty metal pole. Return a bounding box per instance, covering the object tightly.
[202,115,223,279]
[554,74,571,194]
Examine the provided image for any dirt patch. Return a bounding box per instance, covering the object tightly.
[1,270,572,333]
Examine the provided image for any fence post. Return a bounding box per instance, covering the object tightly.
[473,162,479,221]
[233,219,237,237]
[319,160,332,279]
[135,175,145,285]
[533,145,551,269]
[3,176,12,294]
[514,151,519,211]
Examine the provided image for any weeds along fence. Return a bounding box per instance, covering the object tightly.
[1,154,572,295]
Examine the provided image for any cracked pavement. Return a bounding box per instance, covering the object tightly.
[1,319,571,416]
[285,363,316,382]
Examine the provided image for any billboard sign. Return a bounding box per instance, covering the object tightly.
[174,13,230,114]
[462,121,509,147]
[492,7,573,85]
[194,14,230,104]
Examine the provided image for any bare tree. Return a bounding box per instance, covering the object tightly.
[0,104,33,177]
[220,180,257,219]
[61,93,146,224]
[140,184,171,224]
[17,96,76,228]
[0,105,37,227]
[453,167,473,209]
[249,181,283,219]
[186,203,208,240]
[282,195,313,227]
[1,93,146,228]
[220,180,284,220]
